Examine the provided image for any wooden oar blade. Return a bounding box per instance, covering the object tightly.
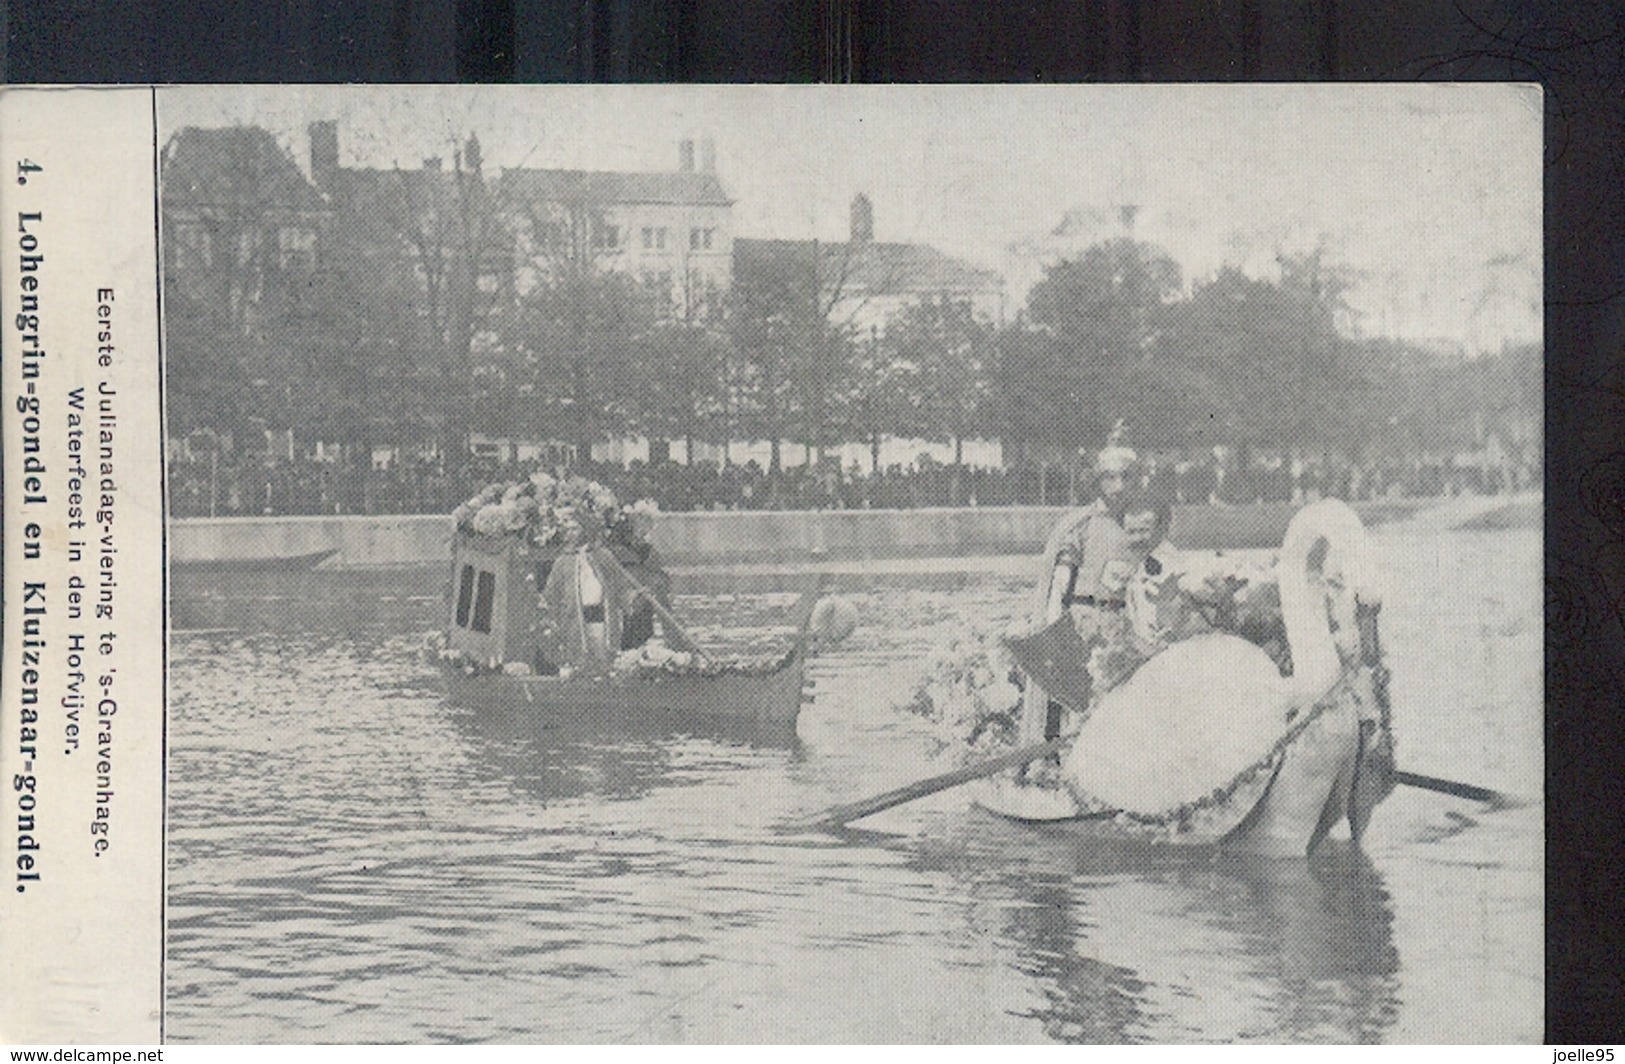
[1004,619,1094,712]
[782,738,1067,833]
[1394,770,1524,810]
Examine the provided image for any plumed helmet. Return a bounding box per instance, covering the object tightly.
[1089,420,1139,475]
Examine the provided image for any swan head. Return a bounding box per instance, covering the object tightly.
[1281,499,1384,683]
[1283,498,1382,606]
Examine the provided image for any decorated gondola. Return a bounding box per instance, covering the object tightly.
[430,471,824,732]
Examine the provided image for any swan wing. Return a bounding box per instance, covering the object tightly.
[1064,634,1299,813]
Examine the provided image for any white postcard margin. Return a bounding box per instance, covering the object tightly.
[2,86,165,1044]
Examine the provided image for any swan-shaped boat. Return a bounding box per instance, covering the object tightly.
[977,498,1395,855]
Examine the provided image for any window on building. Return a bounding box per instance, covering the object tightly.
[169,220,212,272]
[235,229,261,269]
[277,226,316,271]
[595,224,620,250]
[690,227,714,251]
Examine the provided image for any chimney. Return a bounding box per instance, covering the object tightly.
[465,132,483,172]
[679,139,695,172]
[699,137,716,173]
[850,193,874,244]
[309,120,338,189]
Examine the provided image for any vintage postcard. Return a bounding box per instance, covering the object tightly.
[2,84,1542,1044]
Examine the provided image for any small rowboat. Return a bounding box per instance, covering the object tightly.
[437,527,817,734]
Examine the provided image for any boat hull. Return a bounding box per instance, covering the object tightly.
[973,693,1377,855]
[441,646,809,736]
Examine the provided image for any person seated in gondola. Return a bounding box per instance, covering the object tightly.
[606,502,669,649]
[535,544,675,675]
[1115,489,1210,649]
[533,552,615,677]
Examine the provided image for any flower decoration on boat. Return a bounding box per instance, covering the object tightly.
[614,641,696,673]
[611,640,792,678]
[1085,611,1154,693]
[1087,553,1297,689]
[452,470,656,551]
[904,552,1308,760]
[903,629,1024,756]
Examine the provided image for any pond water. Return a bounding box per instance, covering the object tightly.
[164,524,1541,1043]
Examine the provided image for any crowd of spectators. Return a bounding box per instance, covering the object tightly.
[168,443,1538,519]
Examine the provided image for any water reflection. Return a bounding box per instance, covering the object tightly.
[447,693,799,805]
[906,824,1398,1043]
[172,566,445,634]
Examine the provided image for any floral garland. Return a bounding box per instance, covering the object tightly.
[451,470,658,551]
[1080,650,1398,838]
[1093,674,1348,830]
[425,630,791,680]
[611,641,792,678]
[906,552,1294,756]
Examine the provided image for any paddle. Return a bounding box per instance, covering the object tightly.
[1393,770,1521,809]
[591,547,711,665]
[787,744,1520,835]
[784,737,1069,832]
[779,620,1092,831]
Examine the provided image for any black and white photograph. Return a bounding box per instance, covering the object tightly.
[9,83,1544,1043]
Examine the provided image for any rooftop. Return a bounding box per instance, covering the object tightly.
[162,126,326,213]
[498,168,733,208]
[734,238,1000,294]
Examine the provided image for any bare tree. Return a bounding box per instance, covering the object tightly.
[731,236,912,475]
[502,184,665,460]
[357,135,506,466]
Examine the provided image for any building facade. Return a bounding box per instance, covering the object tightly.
[498,139,733,321]
[161,125,332,336]
[733,193,1005,338]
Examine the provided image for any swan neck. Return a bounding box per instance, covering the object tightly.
[1279,532,1340,697]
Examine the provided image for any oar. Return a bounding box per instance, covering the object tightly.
[784,737,1068,832]
[591,548,711,665]
[1394,770,1521,809]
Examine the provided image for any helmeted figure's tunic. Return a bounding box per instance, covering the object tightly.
[1017,501,1132,745]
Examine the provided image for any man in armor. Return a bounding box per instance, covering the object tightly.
[1016,424,1141,747]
